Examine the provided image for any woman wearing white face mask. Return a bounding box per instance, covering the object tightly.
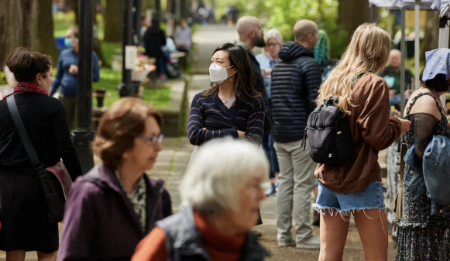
[188,42,265,148]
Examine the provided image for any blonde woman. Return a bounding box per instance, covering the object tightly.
[313,23,411,260]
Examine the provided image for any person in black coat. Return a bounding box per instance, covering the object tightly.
[236,16,271,135]
[0,48,82,260]
[144,18,167,79]
[270,20,322,249]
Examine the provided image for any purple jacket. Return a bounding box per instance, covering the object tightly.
[58,164,172,261]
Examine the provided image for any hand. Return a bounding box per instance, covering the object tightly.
[264,69,272,76]
[69,65,78,75]
[237,130,245,138]
[398,118,411,133]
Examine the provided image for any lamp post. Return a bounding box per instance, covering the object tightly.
[118,0,142,97]
[73,0,95,174]
[118,0,134,97]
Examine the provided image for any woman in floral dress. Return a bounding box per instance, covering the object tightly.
[397,48,450,260]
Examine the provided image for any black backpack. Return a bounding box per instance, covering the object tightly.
[302,97,361,166]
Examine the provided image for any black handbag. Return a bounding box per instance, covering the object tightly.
[6,95,70,223]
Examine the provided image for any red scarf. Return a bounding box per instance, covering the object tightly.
[13,82,48,96]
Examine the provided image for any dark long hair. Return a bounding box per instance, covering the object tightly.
[201,43,258,102]
[420,70,448,92]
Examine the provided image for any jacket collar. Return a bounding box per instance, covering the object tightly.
[173,208,270,260]
[98,164,163,236]
[278,41,314,62]
[235,41,256,59]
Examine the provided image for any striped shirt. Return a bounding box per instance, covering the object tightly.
[188,92,265,146]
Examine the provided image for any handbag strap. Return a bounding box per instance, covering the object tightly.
[6,95,44,171]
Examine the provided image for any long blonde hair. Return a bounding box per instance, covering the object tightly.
[317,23,391,114]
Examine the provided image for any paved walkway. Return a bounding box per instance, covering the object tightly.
[0,25,397,261]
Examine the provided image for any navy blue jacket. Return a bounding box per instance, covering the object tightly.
[50,49,100,97]
[271,42,321,142]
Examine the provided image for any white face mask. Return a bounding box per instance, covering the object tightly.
[209,63,235,84]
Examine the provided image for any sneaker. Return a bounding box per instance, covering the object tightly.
[265,183,276,196]
[296,235,320,249]
[278,238,296,247]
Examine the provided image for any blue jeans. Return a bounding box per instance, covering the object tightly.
[313,181,385,218]
[262,128,279,179]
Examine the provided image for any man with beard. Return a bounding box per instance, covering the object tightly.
[236,16,270,237]
[271,19,321,249]
[236,16,271,142]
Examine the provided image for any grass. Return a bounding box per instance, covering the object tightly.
[52,11,172,109]
[92,68,171,108]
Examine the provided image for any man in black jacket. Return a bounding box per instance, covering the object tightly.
[271,19,321,249]
[236,16,271,133]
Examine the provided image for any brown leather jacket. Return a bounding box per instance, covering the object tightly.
[315,74,402,193]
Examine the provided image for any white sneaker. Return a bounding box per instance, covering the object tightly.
[296,235,320,249]
[278,238,296,247]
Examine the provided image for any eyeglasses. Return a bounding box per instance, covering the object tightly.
[267,43,279,48]
[137,134,164,146]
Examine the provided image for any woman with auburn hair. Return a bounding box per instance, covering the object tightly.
[58,98,172,261]
[0,48,82,261]
[313,23,411,260]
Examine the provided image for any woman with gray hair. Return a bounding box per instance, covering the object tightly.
[256,28,283,196]
[132,138,270,261]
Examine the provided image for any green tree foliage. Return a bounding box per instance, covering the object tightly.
[215,0,348,58]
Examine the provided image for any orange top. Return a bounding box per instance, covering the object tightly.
[132,211,246,261]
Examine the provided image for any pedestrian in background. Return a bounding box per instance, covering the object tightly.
[144,18,167,80]
[256,28,283,196]
[396,49,450,261]
[271,19,321,249]
[378,49,414,107]
[132,138,270,261]
[58,98,172,261]
[174,18,192,71]
[50,27,100,131]
[314,23,410,260]
[0,47,82,261]
[314,30,339,82]
[236,16,272,149]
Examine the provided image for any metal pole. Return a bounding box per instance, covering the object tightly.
[180,0,186,18]
[414,0,420,90]
[73,0,95,174]
[438,15,449,111]
[155,0,161,20]
[118,0,133,97]
[370,4,375,23]
[400,7,406,117]
[134,0,142,45]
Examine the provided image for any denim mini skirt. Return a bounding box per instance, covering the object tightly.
[313,181,385,218]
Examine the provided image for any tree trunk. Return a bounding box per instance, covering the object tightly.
[21,0,34,50]
[36,0,58,61]
[142,0,155,14]
[67,0,79,24]
[93,1,107,67]
[338,0,370,44]
[0,0,24,64]
[104,0,123,42]
[420,11,439,62]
